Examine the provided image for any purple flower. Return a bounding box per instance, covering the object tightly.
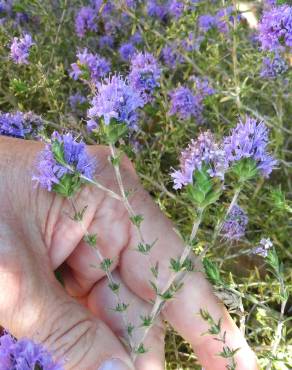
[171,131,227,190]
[87,74,144,131]
[75,6,97,38]
[258,5,292,52]
[0,111,42,139]
[130,31,143,45]
[98,35,114,48]
[223,117,277,178]
[128,52,161,103]
[193,77,216,97]
[182,33,203,52]
[260,54,288,78]
[33,132,96,192]
[147,0,167,20]
[198,14,217,32]
[0,332,63,370]
[119,42,136,62]
[222,204,248,241]
[168,0,184,19]
[169,80,214,123]
[169,87,199,120]
[69,93,87,112]
[252,238,273,257]
[70,49,110,82]
[10,33,34,64]
[161,45,184,68]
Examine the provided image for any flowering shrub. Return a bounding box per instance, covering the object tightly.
[0,0,291,369]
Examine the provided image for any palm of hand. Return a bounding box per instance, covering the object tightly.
[0,138,257,370]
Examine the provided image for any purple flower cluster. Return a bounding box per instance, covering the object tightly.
[147,0,167,20]
[10,33,34,64]
[171,131,227,189]
[169,79,214,123]
[0,111,43,139]
[128,52,161,103]
[161,45,184,69]
[87,74,144,131]
[223,117,277,178]
[252,238,273,257]
[98,35,114,49]
[222,204,248,241]
[69,93,87,113]
[34,132,96,191]
[258,5,292,52]
[199,6,237,34]
[260,54,288,79]
[70,49,110,82]
[75,6,97,38]
[0,332,63,370]
[119,42,137,62]
[169,87,200,120]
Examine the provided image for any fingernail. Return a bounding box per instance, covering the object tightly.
[98,358,133,370]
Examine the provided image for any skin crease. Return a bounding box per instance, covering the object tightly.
[0,136,259,370]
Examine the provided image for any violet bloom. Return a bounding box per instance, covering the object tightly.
[223,117,277,178]
[69,93,87,113]
[258,5,292,52]
[182,33,203,52]
[99,35,114,48]
[33,132,96,192]
[252,238,273,257]
[0,111,42,139]
[130,31,143,45]
[260,54,288,79]
[169,87,199,120]
[70,49,110,83]
[10,33,34,64]
[161,45,184,68]
[75,6,97,38]
[222,204,248,241]
[128,52,161,103]
[168,0,184,19]
[171,131,227,190]
[193,77,216,97]
[198,14,217,32]
[87,74,144,131]
[119,42,136,62]
[147,0,167,20]
[0,332,63,370]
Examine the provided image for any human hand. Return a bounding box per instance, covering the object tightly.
[0,136,258,369]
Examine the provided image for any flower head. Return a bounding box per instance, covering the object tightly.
[70,49,110,82]
[169,87,199,120]
[119,42,136,62]
[33,132,96,193]
[69,93,87,113]
[10,33,34,64]
[223,117,277,178]
[161,45,184,68]
[87,74,144,131]
[75,6,97,38]
[171,131,227,189]
[98,35,114,48]
[128,52,161,103]
[0,332,63,370]
[222,204,248,240]
[252,238,273,257]
[147,0,167,20]
[0,111,42,139]
[258,5,292,52]
[260,54,288,78]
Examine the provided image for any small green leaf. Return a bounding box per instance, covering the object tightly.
[130,214,144,227]
[203,258,223,286]
[100,258,113,271]
[83,233,97,247]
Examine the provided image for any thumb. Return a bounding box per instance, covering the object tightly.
[0,225,134,370]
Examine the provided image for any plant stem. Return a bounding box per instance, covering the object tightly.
[132,208,204,361]
[202,186,242,257]
[69,199,135,352]
[266,279,288,370]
